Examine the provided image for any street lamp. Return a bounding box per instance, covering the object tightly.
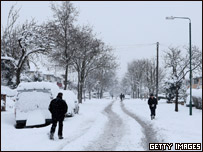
[166,16,192,115]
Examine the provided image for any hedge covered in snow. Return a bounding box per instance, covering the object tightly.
[186,89,202,109]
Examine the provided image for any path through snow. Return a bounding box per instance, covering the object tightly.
[121,102,164,150]
[85,100,124,151]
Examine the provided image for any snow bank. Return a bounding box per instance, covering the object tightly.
[6,97,15,109]
[1,86,17,97]
[1,99,111,151]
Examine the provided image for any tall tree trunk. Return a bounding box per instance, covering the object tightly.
[64,65,68,90]
[16,68,21,86]
[78,82,83,103]
[16,55,28,86]
[77,80,80,101]
[175,86,179,112]
[138,88,140,98]
[100,88,103,99]
[89,91,91,100]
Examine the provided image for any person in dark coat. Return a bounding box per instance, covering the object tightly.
[122,94,125,100]
[49,92,68,139]
[120,93,123,101]
[148,93,157,120]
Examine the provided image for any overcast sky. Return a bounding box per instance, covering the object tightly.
[1,1,202,79]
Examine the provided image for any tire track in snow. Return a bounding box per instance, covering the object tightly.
[121,102,163,150]
[84,100,124,151]
[55,124,91,151]
[55,100,111,151]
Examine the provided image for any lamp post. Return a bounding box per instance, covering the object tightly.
[166,16,192,115]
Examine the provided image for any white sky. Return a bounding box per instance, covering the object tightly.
[1,1,202,79]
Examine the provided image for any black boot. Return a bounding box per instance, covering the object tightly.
[58,135,63,139]
[50,133,54,140]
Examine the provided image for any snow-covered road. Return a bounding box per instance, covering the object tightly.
[1,98,202,151]
[121,102,163,150]
[84,100,125,151]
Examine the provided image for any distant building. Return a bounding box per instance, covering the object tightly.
[186,77,202,89]
[192,77,202,89]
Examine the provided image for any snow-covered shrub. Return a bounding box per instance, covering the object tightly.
[192,96,202,109]
[186,89,202,109]
[1,86,17,97]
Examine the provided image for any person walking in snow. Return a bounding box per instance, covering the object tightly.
[148,93,157,120]
[49,92,68,140]
[120,93,123,101]
[122,94,125,100]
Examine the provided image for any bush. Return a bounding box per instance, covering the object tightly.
[192,96,202,109]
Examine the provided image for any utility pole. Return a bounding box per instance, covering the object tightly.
[189,21,192,115]
[156,42,159,101]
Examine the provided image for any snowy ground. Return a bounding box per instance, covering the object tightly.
[1,98,202,151]
[123,99,202,151]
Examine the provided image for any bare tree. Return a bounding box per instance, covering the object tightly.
[44,1,78,90]
[122,58,165,99]
[72,26,117,103]
[1,5,49,87]
[16,20,50,85]
[1,4,21,87]
[125,59,146,98]
[164,46,202,112]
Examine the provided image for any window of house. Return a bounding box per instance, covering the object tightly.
[194,78,198,84]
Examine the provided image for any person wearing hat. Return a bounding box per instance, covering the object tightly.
[148,93,157,120]
[49,92,68,140]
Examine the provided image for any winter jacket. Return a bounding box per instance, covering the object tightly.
[148,97,157,109]
[49,97,68,121]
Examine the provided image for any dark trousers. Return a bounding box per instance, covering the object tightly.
[50,120,63,136]
[150,108,156,116]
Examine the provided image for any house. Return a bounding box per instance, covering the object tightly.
[186,77,202,89]
[192,77,202,89]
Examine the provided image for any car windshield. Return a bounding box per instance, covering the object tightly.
[16,89,52,112]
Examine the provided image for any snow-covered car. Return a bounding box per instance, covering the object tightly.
[157,94,167,100]
[15,82,60,128]
[91,92,97,98]
[103,92,110,99]
[124,94,131,99]
[61,90,79,117]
